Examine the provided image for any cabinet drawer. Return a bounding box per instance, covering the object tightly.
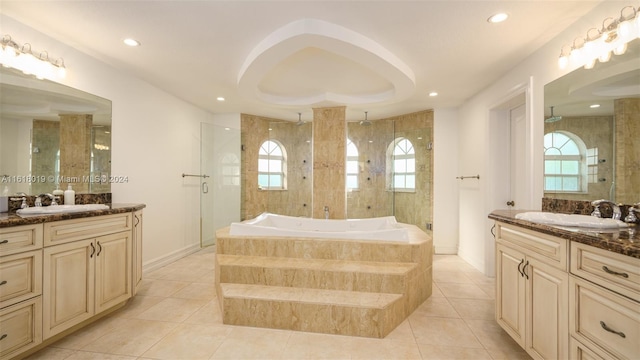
[571,242,639,301]
[570,336,614,360]
[0,225,43,256]
[0,250,42,309]
[570,276,640,360]
[0,297,42,359]
[496,223,568,270]
[44,213,132,246]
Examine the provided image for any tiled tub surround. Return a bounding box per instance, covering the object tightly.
[215,223,433,338]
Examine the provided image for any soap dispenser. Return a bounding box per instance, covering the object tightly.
[53,184,64,197]
[64,184,75,205]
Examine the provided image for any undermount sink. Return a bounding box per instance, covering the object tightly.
[17,204,109,216]
[515,212,629,229]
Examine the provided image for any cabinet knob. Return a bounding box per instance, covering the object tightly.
[506,201,515,206]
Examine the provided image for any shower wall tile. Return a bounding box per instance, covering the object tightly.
[614,98,640,204]
[313,106,346,219]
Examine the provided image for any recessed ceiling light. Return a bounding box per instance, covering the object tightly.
[429,92,438,97]
[123,38,140,47]
[216,97,225,101]
[488,13,509,23]
[590,104,601,108]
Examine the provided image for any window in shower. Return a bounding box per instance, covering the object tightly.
[388,137,415,191]
[543,131,587,192]
[258,140,287,190]
[346,138,359,190]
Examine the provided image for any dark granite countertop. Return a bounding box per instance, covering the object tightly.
[489,209,639,259]
[0,203,146,228]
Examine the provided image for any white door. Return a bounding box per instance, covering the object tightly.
[509,103,527,210]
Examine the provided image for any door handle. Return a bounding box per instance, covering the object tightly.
[202,181,209,194]
[90,242,95,258]
[506,201,515,206]
[97,241,102,256]
[523,260,530,279]
[517,259,524,277]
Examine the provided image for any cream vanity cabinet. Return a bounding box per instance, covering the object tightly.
[42,213,132,339]
[495,222,569,360]
[569,242,639,360]
[0,225,43,359]
[132,210,143,295]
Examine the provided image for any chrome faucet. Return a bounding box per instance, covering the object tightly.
[38,193,59,206]
[591,199,621,220]
[324,206,329,220]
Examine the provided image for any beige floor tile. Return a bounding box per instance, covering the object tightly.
[110,295,165,319]
[135,297,209,322]
[47,315,129,350]
[23,347,76,360]
[411,297,460,318]
[282,332,354,359]
[477,283,496,300]
[433,270,474,284]
[141,323,231,360]
[136,278,191,297]
[464,319,531,359]
[448,298,495,320]
[384,319,415,341]
[64,351,138,360]
[417,343,493,360]
[210,326,290,359]
[410,316,483,348]
[462,269,496,285]
[80,318,179,356]
[430,282,445,298]
[350,338,422,360]
[183,298,223,325]
[437,282,492,300]
[170,282,216,300]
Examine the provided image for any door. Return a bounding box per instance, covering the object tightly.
[509,103,527,209]
[95,231,131,313]
[200,123,241,247]
[43,239,94,338]
[496,243,526,346]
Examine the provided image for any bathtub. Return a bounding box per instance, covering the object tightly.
[229,212,410,242]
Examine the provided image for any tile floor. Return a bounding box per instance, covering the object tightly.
[27,249,532,360]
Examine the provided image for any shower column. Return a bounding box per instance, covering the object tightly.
[312,106,346,219]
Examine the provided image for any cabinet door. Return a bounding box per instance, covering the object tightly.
[525,257,569,360]
[132,210,143,295]
[43,239,95,339]
[95,231,132,314]
[496,243,526,346]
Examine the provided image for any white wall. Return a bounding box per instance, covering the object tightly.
[455,1,628,274]
[433,108,459,254]
[1,15,240,269]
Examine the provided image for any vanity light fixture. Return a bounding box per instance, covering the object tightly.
[216,96,225,101]
[428,91,438,97]
[590,104,601,108]
[0,34,66,80]
[487,13,509,24]
[558,5,639,70]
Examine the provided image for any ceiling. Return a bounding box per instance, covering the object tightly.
[0,1,605,122]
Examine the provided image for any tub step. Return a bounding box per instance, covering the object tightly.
[219,283,404,338]
[217,254,417,293]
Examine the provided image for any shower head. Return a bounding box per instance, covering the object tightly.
[545,106,563,123]
[359,111,371,126]
[296,112,305,126]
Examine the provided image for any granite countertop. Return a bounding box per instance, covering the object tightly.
[489,209,639,259]
[0,203,146,228]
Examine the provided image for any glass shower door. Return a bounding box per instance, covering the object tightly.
[200,123,241,247]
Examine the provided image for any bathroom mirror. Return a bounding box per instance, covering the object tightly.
[543,38,639,204]
[0,66,112,196]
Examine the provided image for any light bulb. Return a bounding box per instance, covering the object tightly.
[613,42,628,55]
[618,20,633,40]
[598,50,612,63]
[570,47,583,65]
[584,58,596,69]
[558,55,569,69]
[20,52,37,75]
[57,65,66,79]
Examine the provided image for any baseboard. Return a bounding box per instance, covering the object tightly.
[434,245,458,255]
[142,243,202,273]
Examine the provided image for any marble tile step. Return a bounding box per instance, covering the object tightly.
[219,283,405,338]
[217,254,417,293]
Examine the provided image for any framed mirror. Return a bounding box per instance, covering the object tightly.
[543,38,639,204]
[1,66,112,196]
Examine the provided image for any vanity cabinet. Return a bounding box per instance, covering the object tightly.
[42,214,132,339]
[495,222,569,360]
[0,225,44,359]
[569,242,639,360]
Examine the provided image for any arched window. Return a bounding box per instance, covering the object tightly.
[388,137,415,191]
[544,131,588,192]
[346,139,359,190]
[221,153,240,186]
[258,140,286,190]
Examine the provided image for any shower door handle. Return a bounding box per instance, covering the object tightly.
[202,182,209,194]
